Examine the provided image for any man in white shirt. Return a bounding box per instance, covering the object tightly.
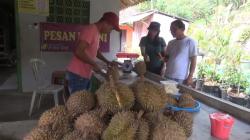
[165,19,198,85]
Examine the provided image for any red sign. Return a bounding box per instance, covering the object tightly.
[40,22,110,52]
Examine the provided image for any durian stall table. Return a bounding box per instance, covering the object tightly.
[0,72,249,140]
[92,71,250,140]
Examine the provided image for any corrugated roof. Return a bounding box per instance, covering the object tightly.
[120,10,191,24]
[120,0,146,9]
[120,10,154,24]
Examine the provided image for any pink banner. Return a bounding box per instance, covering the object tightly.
[40,22,110,52]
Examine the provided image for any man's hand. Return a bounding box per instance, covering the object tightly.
[164,55,169,62]
[184,76,193,86]
[92,63,102,73]
[108,61,121,67]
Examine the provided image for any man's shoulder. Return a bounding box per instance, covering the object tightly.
[185,37,196,43]
[185,37,197,46]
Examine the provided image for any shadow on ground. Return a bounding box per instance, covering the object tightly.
[0,67,16,86]
[0,90,64,122]
[0,134,18,140]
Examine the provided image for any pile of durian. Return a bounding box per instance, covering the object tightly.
[24,62,196,140]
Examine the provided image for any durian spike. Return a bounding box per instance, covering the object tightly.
[109,75,122,108]
[137,110,144,119]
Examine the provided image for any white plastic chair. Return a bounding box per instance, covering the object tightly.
[28,58,65,116]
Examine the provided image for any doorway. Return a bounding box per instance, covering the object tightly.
[0,0,18,90]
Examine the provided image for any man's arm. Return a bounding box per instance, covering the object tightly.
[140,47,148,62]
[189,56,197,77]
[75,41,100,71]
[97,49,110,64]
[185,56,197,85]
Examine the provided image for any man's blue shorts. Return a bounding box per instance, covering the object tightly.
[66,71,90,94]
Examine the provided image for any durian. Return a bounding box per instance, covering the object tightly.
[173,111,193,137]
[37,106,71,139]
[143,111,170,129]
[66,90,96,119]
[74,112,105,136]
[96,77,135,113]
[90,107,114,125]
[106,65,120,82]
[134,61,147,77]
[62,130,83,140]
[102,111,138,140]
[178,93,196,108]
[165,94,178,106]
[136,119,149,140]
[23,126,56,140]
[62,130,99,140]
[151,118,187,140]
[133,80,170,112]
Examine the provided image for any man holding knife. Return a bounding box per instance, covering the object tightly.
[66,12,121,94]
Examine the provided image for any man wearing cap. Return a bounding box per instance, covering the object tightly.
[139,21,167,75]
[66,12,120,94]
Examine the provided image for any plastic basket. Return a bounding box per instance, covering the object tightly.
[165,95,201,112]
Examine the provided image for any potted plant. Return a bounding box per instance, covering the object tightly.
[224,68,249,106]
[199,59,223,98]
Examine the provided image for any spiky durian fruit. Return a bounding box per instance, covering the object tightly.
[23,126,56,140]
[151,118,187,140]
[133,80,170,112]
[62,130,83,140]
[74,112,105,136]
[66,90,96,119]
[165,94,178,106]
[178,93,196,108]
[37,106,71,139]
[173,111,193,137]
[90,107,114,125]
[131,101,144,112]
[96,81,135,113]
[143,111,170,129]
[62,130,99,140]
[106,65,120,82]
[136,119,150,140]
[134,61,146,76]
[102,111,138,140]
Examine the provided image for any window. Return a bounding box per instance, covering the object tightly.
[47,0,90,24]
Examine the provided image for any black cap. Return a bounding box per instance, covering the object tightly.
[147,22,161,31]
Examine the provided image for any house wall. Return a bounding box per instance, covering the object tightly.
[18,0,120,92]
[120,25,133,51]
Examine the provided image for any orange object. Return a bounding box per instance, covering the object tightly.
[116,52,139,58]
[209,112,235,140]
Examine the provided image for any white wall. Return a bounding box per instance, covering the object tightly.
[19,0,120,92]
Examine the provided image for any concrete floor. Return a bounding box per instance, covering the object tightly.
[0,90,63,122]
[190,103,250,140]
[0,120,37,140]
